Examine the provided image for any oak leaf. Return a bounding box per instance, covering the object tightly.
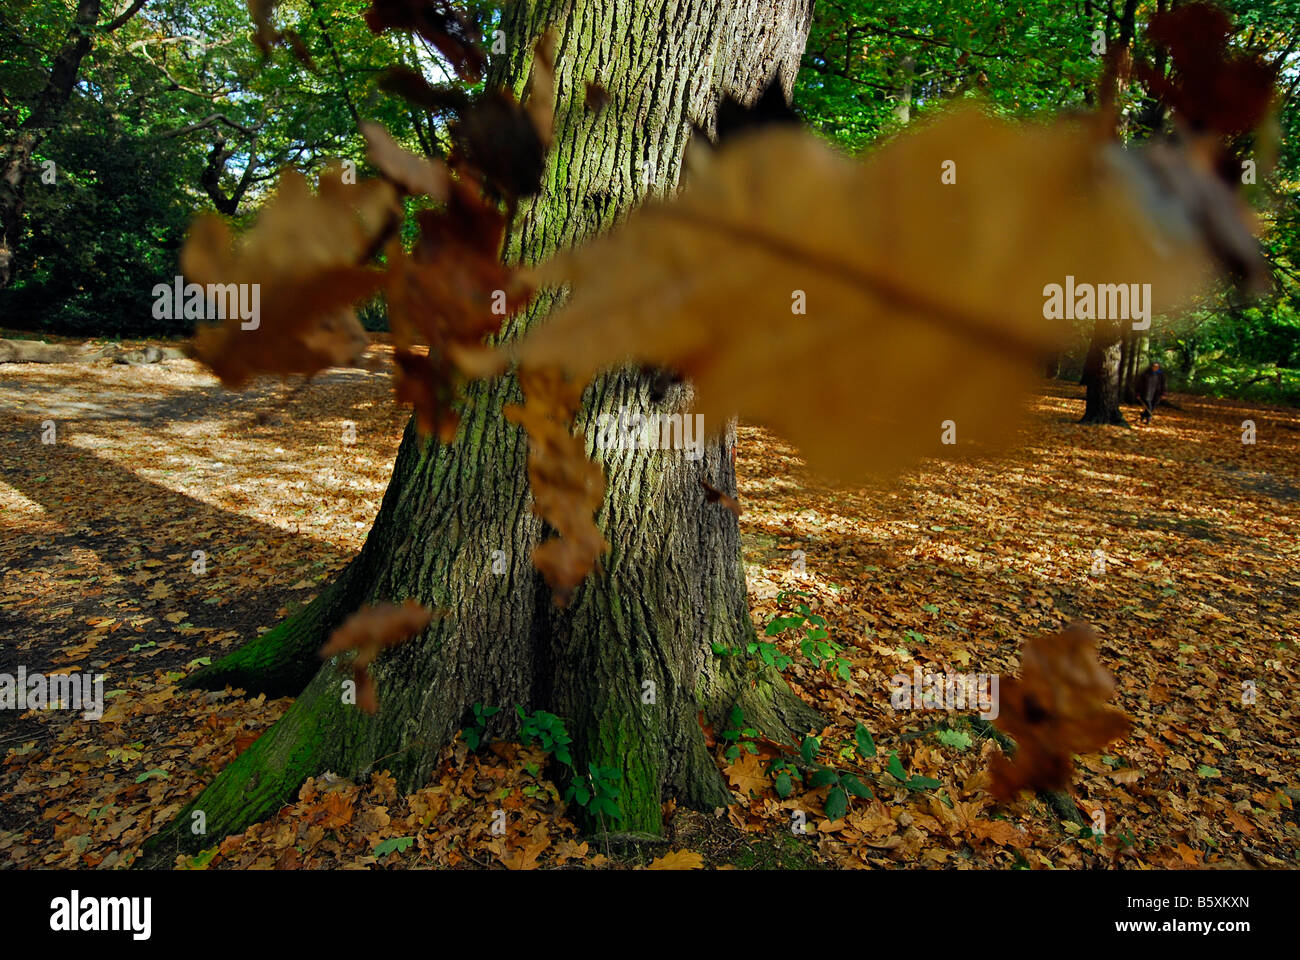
[647,849,705,870]
[318,600,434,713]
[362,122,449,199]
[989,625,1132,800]
[183,168,398,387]
[499,107,1215,482]
[503,367,608,604]
[724,752,771,797]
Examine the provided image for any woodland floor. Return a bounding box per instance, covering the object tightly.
[0,340,1296,870]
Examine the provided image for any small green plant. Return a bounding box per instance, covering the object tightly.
[516,707,574,765]
[767,758,803,798]
[514,708,623,823]
[721,705,759,761]
[934,728,973,752]
[460,702,500,751]
[373,836,414,857]
[765,590,852,681]
[854,723,877,759]
[711,638,793,670]
[808,767,872,819]
[800,735,821,763]
[564,762,622,823]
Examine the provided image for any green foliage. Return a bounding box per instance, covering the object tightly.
[768,758,803,799]
[721,704,759,762]
[563,762,622,822]
[513,707,622,824]
[460,702,500,752]
[934,728,973,752]
[372,836,414,857]
[5,129,193,335]
[764,590,852,681]
[0,0,482,335]
[854,722,877,759]
[795,0,1101,152]
[515,707,574,766]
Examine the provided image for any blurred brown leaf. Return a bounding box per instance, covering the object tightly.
[990,625,1132,800]
[364,0,485,81]
[319,600,434,713]
[500,107,1215,481]
[183,168,398,387]
[503,367,607,605]
[362,122,449,199]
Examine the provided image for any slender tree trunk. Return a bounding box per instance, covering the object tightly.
[144,0,817,866]
[1,0,106,289]
[1079,318,1129,425]
[1119,329,1138,403]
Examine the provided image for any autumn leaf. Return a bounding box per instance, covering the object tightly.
[362,122,449,200]
[458,105,1231,595]
[647,849,705,870]
[452,36,554,202]
[1138,2,1277,139]
[724,752,771,797]
[247,0,311,62]
[701,478,742,517]
[989,625,1132,800]
[584,82,611,115]
[496,106,1216,482]
[183,168,398,387]
[364,0,485,81]
[385,173,533,439]
[968,819,1030,848]
[503,367,607,604]
[318,600,434,713]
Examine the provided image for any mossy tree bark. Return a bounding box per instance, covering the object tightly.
[142,0,817,866]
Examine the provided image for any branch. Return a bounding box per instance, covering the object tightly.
[101,0,147,33]
[155,112,259,139]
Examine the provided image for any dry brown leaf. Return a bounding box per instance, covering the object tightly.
[362,122,449,199]
[724,752,771,797]
[523,30,557,148]
[364,0,485,81]
[387,175,532,438]
[318,600,434,713]
[497,106,1215,481]
[968,818,1030,848]
[504,367,607,604]
[990,624,1132,800]
[183,168,398,387]
[647,849,705,870]
[700,478,742,517]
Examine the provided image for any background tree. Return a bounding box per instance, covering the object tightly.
[0,0,147,291]
[0,0,429,333]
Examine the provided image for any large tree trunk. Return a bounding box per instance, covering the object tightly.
[142,0,817,866]
[1079,318,1129,425]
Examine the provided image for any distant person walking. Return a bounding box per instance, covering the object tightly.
[1135,362,1167,424]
